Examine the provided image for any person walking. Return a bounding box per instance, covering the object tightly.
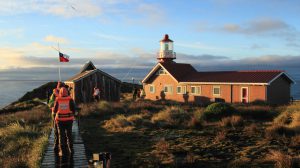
[53,87,76,157]
[48,82,63,153]
[132,87,138,101]
[93,86,101,102]
[140,88,146,100]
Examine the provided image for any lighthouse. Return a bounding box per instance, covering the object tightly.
[157,34,176,62]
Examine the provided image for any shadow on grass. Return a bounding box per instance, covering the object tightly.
[80,118,155,167]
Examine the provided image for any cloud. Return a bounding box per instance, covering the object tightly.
[222,18,289,34]
[44,35,69,44]
[0,0,102,18]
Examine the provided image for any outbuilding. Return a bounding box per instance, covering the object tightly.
[65,61,121,104]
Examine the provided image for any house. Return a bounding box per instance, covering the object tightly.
[65,61,121,104]
[142,34,295,105]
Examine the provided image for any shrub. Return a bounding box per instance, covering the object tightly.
[151,106,190,128]
[266,150,294,168]
[237,105,277,120]
[219,115,243,128]
[203,103,236,121]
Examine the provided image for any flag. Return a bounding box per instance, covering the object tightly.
[59,52,70,62]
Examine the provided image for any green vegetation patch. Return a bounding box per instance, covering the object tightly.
[0,105,51,168]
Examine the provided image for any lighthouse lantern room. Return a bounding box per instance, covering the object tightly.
[157,34,176,62]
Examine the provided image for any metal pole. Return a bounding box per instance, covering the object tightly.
[58,43,61,81]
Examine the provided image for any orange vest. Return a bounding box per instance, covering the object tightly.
[55,97,74,122]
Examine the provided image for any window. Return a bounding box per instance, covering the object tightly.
[213,86,221,96]
[164,43,169,50]
[164,85,173,94]
[177,86,186,94]
[149,85,155,93]
[156,68,167,75]
[191,86,201,95]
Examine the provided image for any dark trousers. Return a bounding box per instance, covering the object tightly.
[52,114,59,150]
[57,120,73,156]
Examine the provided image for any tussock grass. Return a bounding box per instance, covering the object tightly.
[98,101,113,113]
[103,113,152,132]
[128,100,163,113]
[151,106,190,128]
[267,102,300,139]
[103,114,133,132]
[79,101,114,118]
[266,150,294,168]
[0,105,51,168]
[188,109,205,128]
[219,115,243,128]
[266,124,295,139]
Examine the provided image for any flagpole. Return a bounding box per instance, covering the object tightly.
[58,43,61,82]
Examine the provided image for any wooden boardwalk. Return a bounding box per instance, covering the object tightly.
[41,120,88,168]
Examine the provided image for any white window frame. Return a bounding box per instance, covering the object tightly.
[191,86,201,95]
[149,85,155,93]
[241,87,249,103]
[156,68,167,75]
[164,85,173,94]
[177,86,186,94]
[213,86,221,97]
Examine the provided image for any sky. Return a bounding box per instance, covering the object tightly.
[0,0,299,81]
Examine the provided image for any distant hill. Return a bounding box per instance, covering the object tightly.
[1,81,142,114]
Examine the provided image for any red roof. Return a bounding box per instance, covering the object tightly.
[181,71,285,83]
[158,62,293,84]
[160,34,173,42]
[161,62,197,81]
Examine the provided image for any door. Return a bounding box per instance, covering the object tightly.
[241,87,249,103]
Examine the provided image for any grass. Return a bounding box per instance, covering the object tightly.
[266,150,294,168]
[79,98,300,167]
[151,106,191,128]
[219,115,243,128]
[0,103,51,168]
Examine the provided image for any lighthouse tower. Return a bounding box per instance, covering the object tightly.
[157,34,176,62]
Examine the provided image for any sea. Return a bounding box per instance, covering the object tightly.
[0,65,299,108]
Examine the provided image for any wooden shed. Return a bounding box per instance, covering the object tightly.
[65,61,121,104]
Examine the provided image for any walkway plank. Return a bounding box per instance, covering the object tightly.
[41,120,88,168]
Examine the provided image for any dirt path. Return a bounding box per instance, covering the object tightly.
[41,120,88,168]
